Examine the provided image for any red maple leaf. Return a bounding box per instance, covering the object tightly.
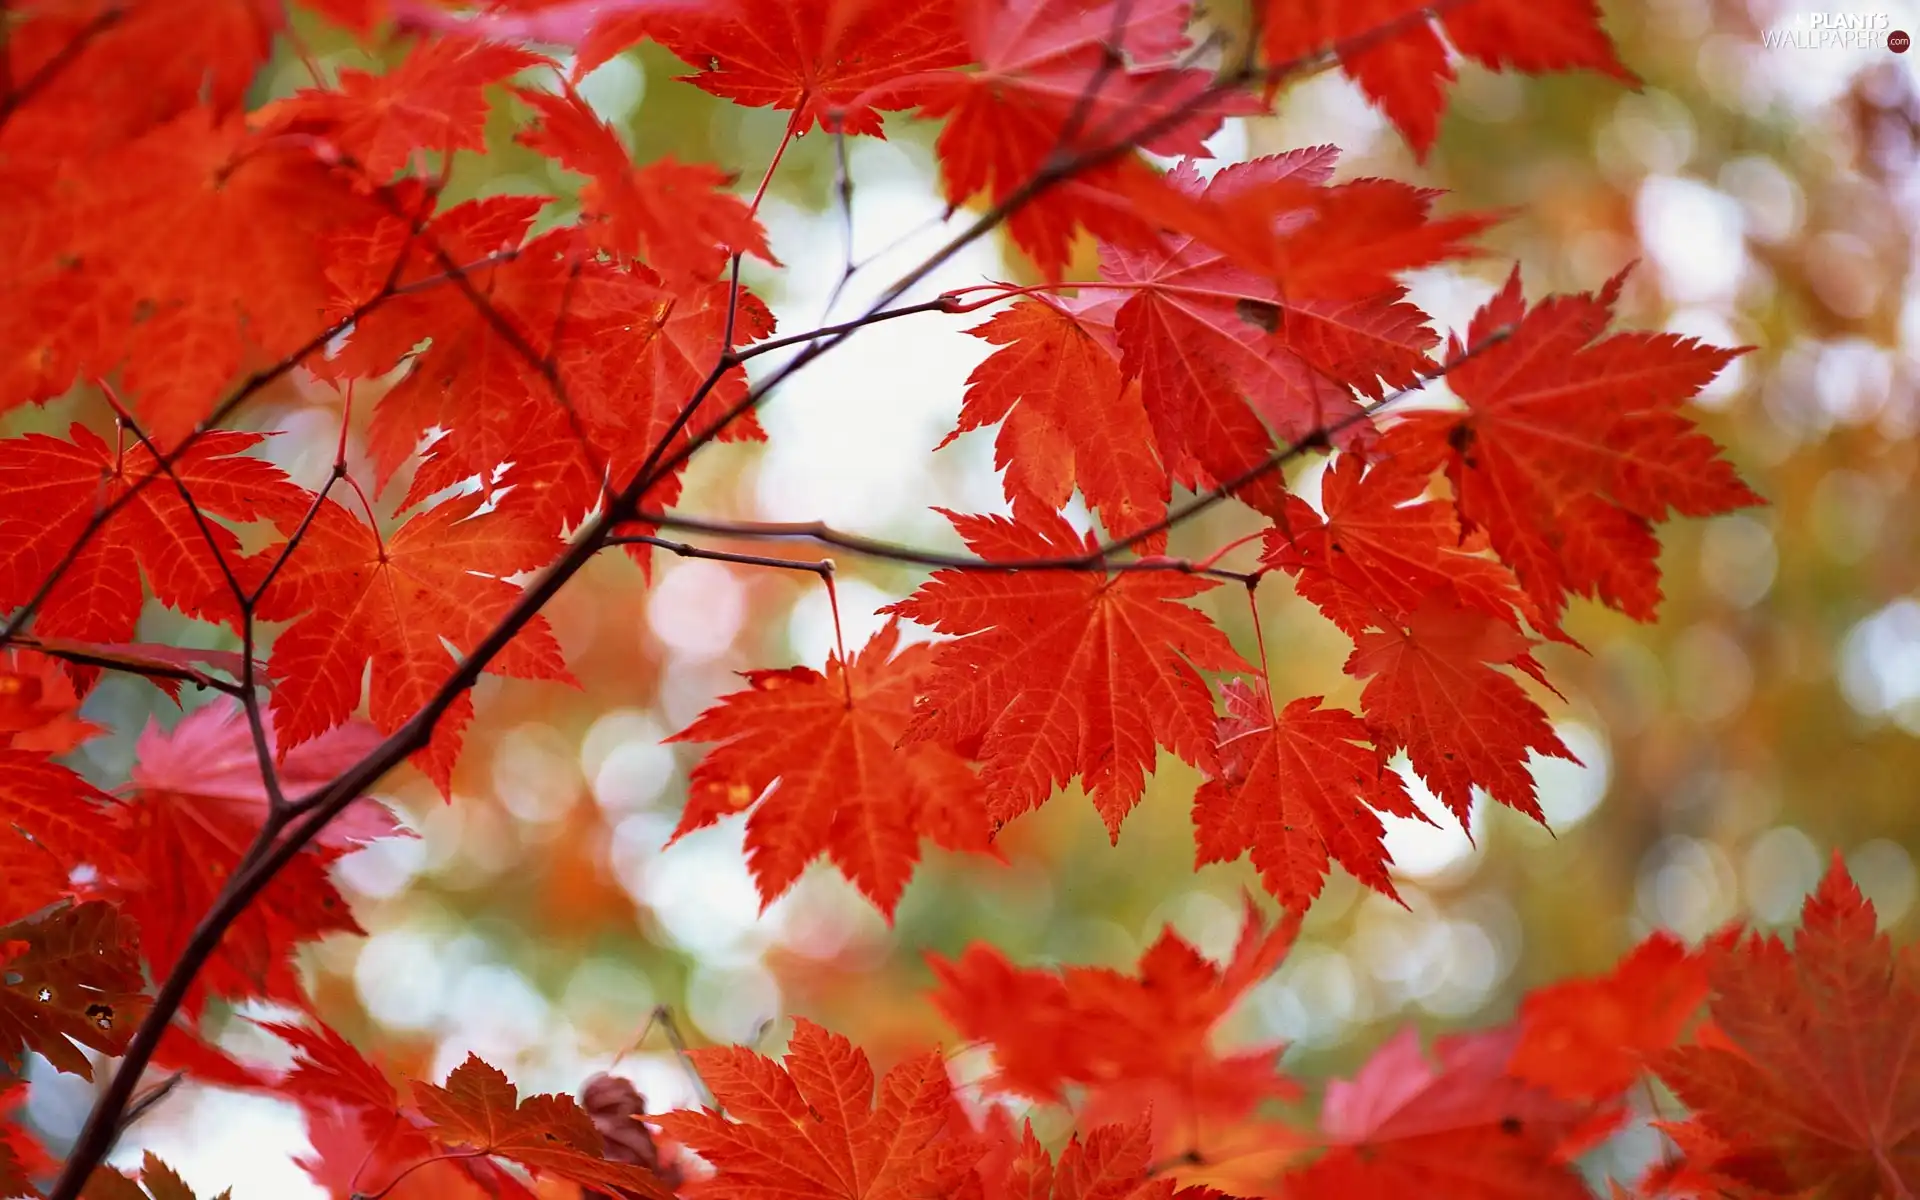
[0,900,149,1080]
[1283,1026,1618,1200]
[1375,267,1762,630]
[259,37,546,182]
[1510,931,1708,1102]
[1254,0,1634,157]
[331,196,772,534]
[515,83,776,280]
[0,749,124,919]
[1261,453,1543,639]
[254,493,573,794]
[0,648,102,754]
[3,112,385,442]
[241,1017,544,1200]
[1193,678,1423,913]
[666,620,991,918]
[1101,154,1486,490]
[1344,597,1575,826]
[0,425,311,684]
[577,0,970,135]
[100,706,396,1014]
[127,701,397,844]
[1655,854,1920,1199]
[0,0,278,156]
[947,299,1167,547]
[327,195,587,510]
[905,0,1255,276]
[930,900,1298,1126]
[1,1075,54,1200]
[885,506,1249,837]
[978,1115,1227,1200]
[414,1055,675,1198]
[652,1018,980,1200]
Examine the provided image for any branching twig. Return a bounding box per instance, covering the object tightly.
[614,515,1258,584]
[613,534,835,580]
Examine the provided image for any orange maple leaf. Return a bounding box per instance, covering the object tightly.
[260,36,546,181]
[1194,679,1423,912]
[653,1018,980,1200]
[516,83,776,280]
[0,749,124,920]
[666,620,992,918]
[578,0,969,136]
[931,900,1299,1127]
[887,506,1249,836]
[255,494,573,794]
[1376,267,1762,630]
[0,425,311,683]
[902,0,1255,277]
[1344,597,1575,826]
[948,299,1167,548]
[1261,453,1544,640]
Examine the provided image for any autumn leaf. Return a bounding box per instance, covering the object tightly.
[4,112,385,441]
[255,493,573,793]
[578,0,970,135]
[515,83,775,280]
[259,36,547,182]
[652,1018,980,1200]
[126,701,395,845]
[1344,597,1576,826]
[1510,931,1708,1103]
[931,900,1298,1126]
[666,620,991,917]
[1102,155,1484,496]
[82,1151,230,1200]
[326,195,588,510]
[1375,267,1762,630]
[1261,453,1541,640]
[904,0,1256,276]
[0,648,101,754]
[0,0,276,155]
[0,426,311,683]
[947,298,1167,548]
[1283,1027,1618,1200]
[1,1075,50,1200]
[244,1018,543,1200]
[886,506,1249,837]
[0,750,125,919]
[0,901,149,1080]
[1193,679,1423,913]
[1655,854,1920,1199]
[102,730,371,1015]
[414,1055,674,1198]
[1254,0,1634,157]
[978,1115,1228,1200]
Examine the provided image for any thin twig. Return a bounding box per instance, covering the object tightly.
[614,534,834,579]
[614,515,1258,584]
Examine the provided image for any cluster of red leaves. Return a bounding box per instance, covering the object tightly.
[36,859,1895,1200]
[0,0,1836,1196]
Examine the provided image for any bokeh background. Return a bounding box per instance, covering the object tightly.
[10,0,1919,1193]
